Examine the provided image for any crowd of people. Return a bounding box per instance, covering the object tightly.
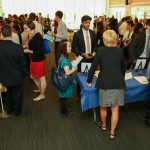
[0,11,150,140]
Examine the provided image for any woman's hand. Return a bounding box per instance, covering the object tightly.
[24,49,29,53]
[24,49,33,54]
[23,45,28,49]
[86,82,92,86]
[74,67,78,71]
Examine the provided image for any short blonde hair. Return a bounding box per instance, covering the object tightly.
[103,30,117,47]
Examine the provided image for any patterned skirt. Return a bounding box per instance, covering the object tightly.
[99,89,125,107]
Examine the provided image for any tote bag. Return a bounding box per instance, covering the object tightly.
[43,39,51,54]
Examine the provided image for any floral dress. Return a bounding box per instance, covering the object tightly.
[57,55,74,98]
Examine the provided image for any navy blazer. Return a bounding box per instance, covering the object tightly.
[0,40,27,86]
[72,29,97,57]
[87,46,126,89]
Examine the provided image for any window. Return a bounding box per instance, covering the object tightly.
[2,0,106,29]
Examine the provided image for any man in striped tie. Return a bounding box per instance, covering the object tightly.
[72,15,97,101]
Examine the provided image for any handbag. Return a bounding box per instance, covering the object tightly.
[43,39,51,54]
[50,58,73,91]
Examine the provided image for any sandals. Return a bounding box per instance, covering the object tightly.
[98,122,106,131]
[98,122,117,139]
[110,133,116,140]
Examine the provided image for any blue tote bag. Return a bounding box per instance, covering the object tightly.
[43,39,51,54]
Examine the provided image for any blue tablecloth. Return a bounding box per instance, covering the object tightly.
[75,70,150,112]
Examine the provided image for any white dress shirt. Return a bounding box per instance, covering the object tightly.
[33,21,43,35]
[118,22,128,36]
[55,20,68,42]
[82,28,91,54]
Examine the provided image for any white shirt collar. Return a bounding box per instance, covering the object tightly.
[82,28,89,34]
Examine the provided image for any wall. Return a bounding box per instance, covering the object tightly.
[109,0,124,6]
[108,0,150,20]
[109,0,150,7]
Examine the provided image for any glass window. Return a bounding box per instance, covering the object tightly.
[2,0,106,29]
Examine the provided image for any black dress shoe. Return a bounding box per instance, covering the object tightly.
[61,110,73,117]
[144,119,150,127]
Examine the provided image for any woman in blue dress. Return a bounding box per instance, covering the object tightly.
[57,39,77,117]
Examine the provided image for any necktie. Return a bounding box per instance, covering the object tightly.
[86,31,90,53]
[146,34,150,57]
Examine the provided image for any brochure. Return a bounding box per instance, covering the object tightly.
[72,55,83,69]
[134,76,149,84]
[125,72,133,80]
[43,33,55,42]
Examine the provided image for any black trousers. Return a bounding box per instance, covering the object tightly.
[4,85,23,116]
[55,41,60,67]
[60,98,67,114]
[25,54,30,72]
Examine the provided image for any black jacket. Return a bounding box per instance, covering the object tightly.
[87,46,126,89]
[72,29,97,57]
[0,40,27,86]
[129,31,146,61]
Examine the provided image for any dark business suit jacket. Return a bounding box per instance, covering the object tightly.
[0,40,27,86]
[87,46,126,89]
[72,29,97,72]
[129,31,146,61]
[72,29,97,58]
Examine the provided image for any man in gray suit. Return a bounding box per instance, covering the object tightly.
[0,25,27,118]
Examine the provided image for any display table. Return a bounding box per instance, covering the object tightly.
[75,70,150,112]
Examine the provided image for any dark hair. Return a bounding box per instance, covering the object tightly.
[97,21,104,34]
[126,20,134,27]
[146,19,150,26]
[0,20,4,26]
[134,23,143,34]
[81,15,92,22]
[134,18,138,24]
[125,16,130,21]
[25,21,35,30]
[1,25,12,37]
[58,39,69,58]
[29,13,36,21]
[55,11,63,19]
[0,16,3,21]
[13,14,18,19]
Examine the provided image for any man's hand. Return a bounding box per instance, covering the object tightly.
[92,52,96,57]
[86,82,92,86]
[82,53,93,59]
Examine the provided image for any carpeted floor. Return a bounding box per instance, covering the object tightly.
[0,42,150,150]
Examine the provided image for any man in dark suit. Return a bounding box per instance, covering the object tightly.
[0,25,27,118]
[72,15,97,100]
[129,18,150,68]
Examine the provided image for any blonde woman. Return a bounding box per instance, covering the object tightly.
[86,30,126,139]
